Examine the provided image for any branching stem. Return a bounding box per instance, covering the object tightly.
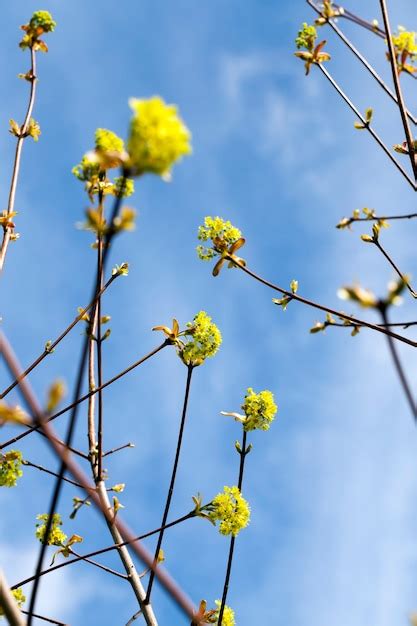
[1,272,118,399]
[12,511,196,589]
[373,239,417,298]
[0,340,168,451]
[0,48,37,273]
[317,64,417,190]
[234,262,417,348]
[306,0,417,124]
[379,0,417,178]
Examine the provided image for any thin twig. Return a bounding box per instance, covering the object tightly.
[333,3,417,80]
[87,311,98,473]
[317,64,417,190]
[233,262,417,347]
[339,212,417,227]
[22,459,85,489]
[103,442,135,457]
[373,240,417,298]
[306,0,417,124]
[70,550,127,580]
[380,306,417,420]
[0,340,168,451]
[126,609,143,626]
[0,48,38,272]
[0,402,88,459]
[379,0,417,178]
[218,430,248,625]
[96,227,104,480]
[146,365,194,603]
[318,320,417,330]
[333,3,386,38]
[1,272,118,399]
[20,610,68,625]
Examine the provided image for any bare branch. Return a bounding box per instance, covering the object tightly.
[0,340,168,451]
[317,64,417,190]
[1,272,119,399]
[379,0,417,178]
[0,48,38,272]
[233,262,417,348]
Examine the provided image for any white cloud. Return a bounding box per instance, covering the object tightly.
[218,50,337,167]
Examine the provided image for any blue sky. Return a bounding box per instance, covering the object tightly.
[2,1,417,625]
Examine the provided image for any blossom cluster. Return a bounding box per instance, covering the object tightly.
[197,216,242,261]
[388,27,417,74]
[181,311,222,366]
[221,388,277,432]
[19,11,56,52]
[72,128,134,201]
[214,601,235,626]
[208,486,250,537]
[295,22,317,51]
[392,28,417,56]
[192,599,235,626]
[294,22,331,75]
[0,587,25,616]
[0,450,23,487]
[127,96,191,177]
[35,513,67,546]
[241,387,277,432]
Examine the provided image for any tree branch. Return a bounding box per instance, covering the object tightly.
[234,262,417,348]
[317,63,417,190]
[379,0,417,178]
[0,340,168,451]
[1,272,119,399]
[0,48,38,272]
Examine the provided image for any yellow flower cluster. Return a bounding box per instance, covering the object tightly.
[389,27,417,74]
[72,128,134,201]
[95,128,124,155]
[197,216,242,261]
[295,22,317,51]
[0,587,25,616]
[35,513,67,546]
[192,599,235,625]
[19,11,56,52]
[181,311,222,366]
[72,154,100,185]
[0,450,23,487]
[242,387,277,432]
[294,22,331,75]
[127,96,191,177]
[209,486,250,537]
[214,601,235,626]
[392,28,417,55]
